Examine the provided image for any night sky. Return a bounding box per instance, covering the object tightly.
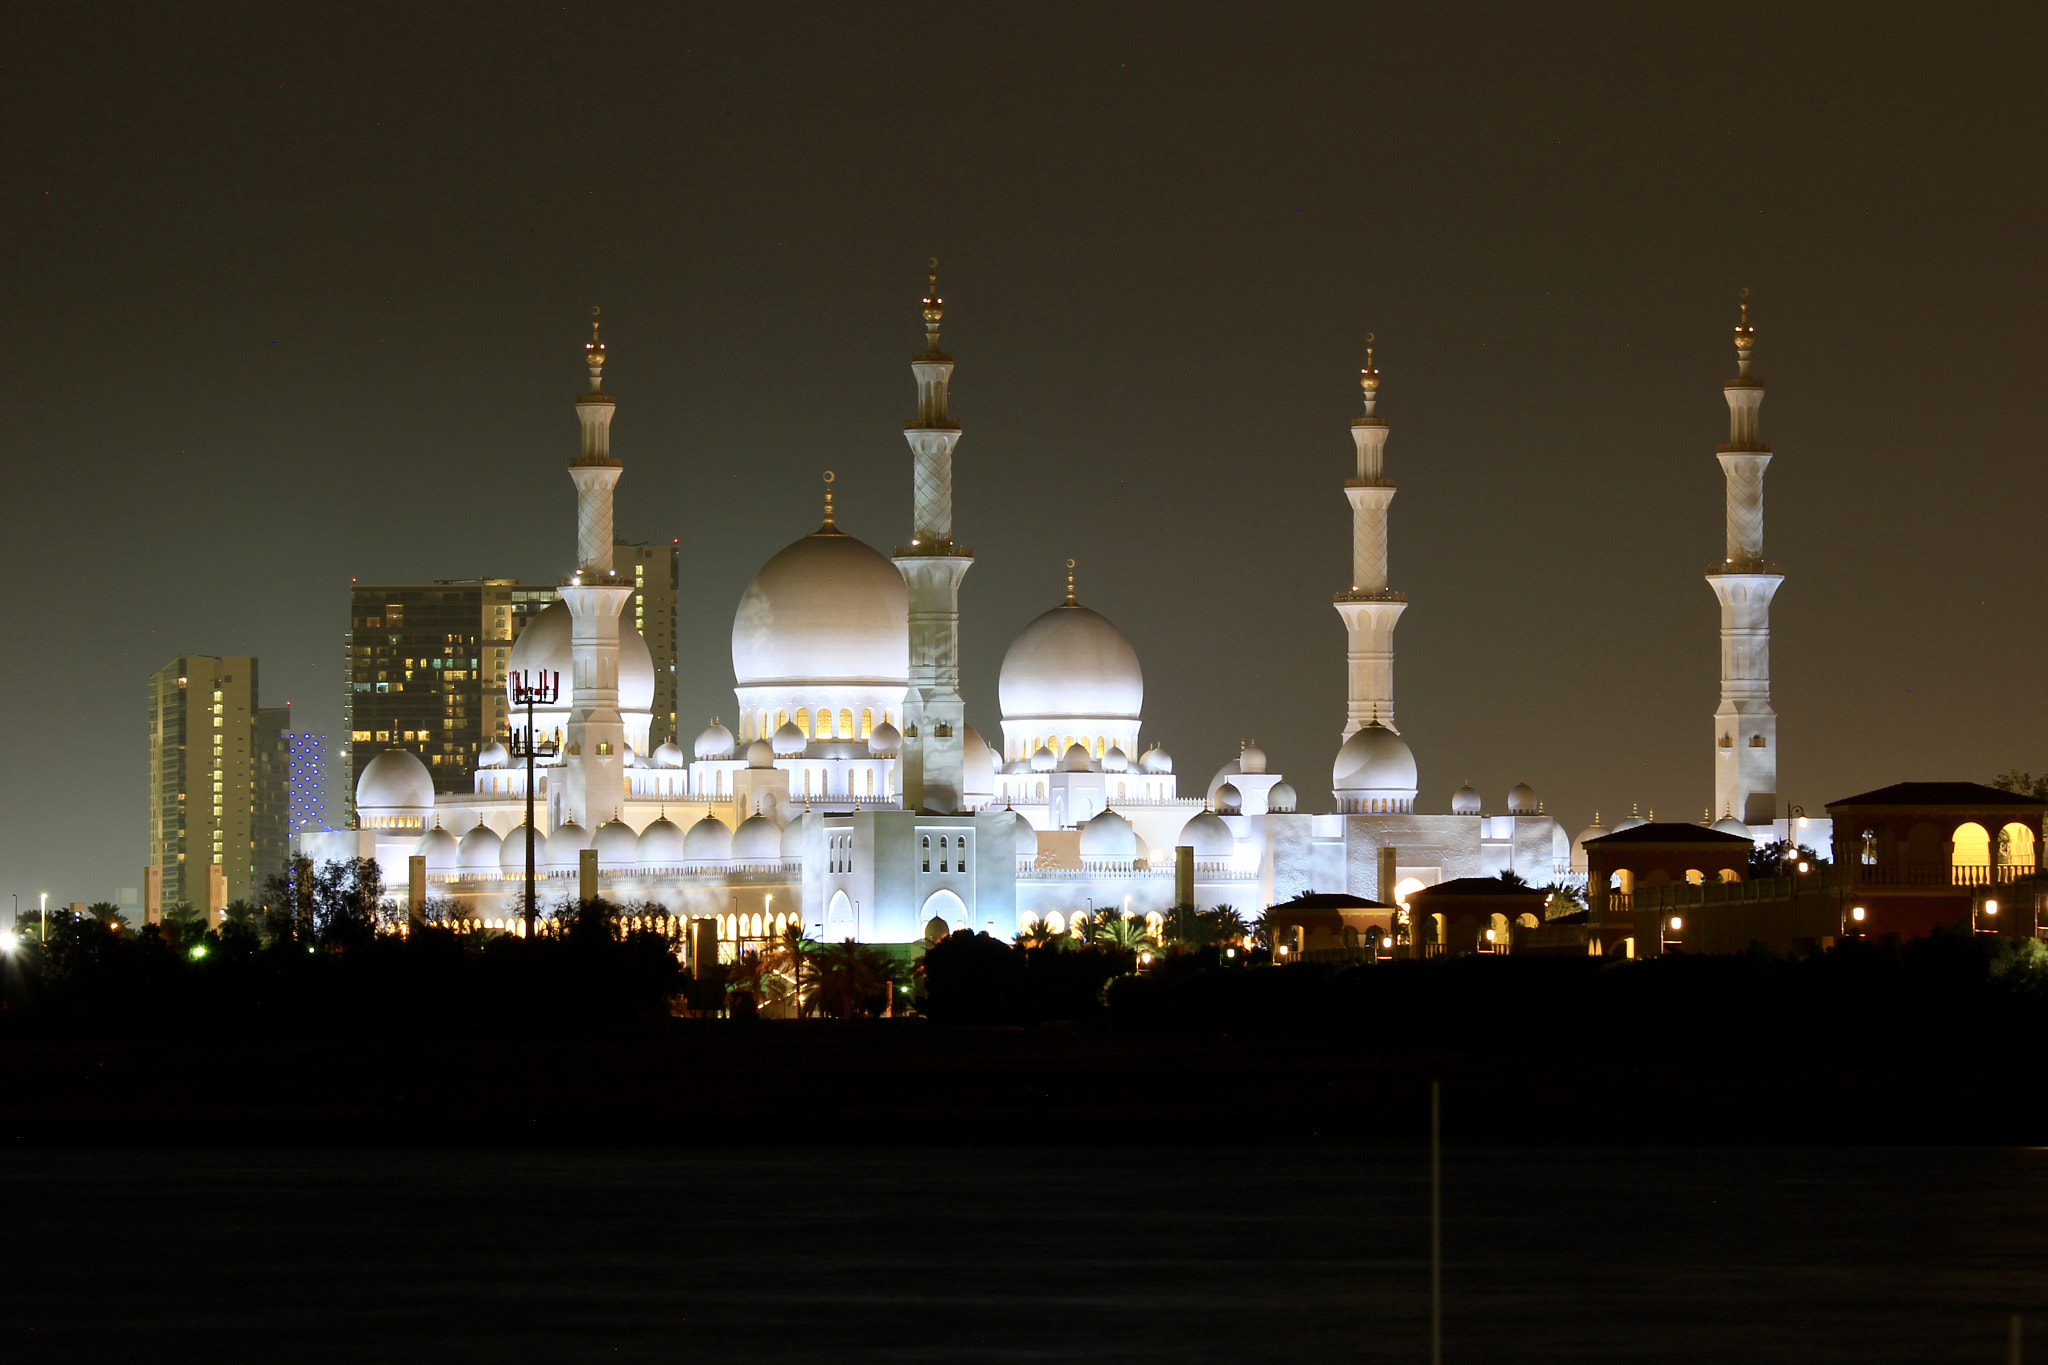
[4,4,2041,905]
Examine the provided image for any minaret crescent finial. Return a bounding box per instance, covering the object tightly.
[1361,332,1381,417]
[1064,558,1076,606]
[821,470,836,529]
[585,305,606,392]
[921,258,944,355]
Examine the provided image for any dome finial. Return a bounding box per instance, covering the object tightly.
[1360,332,1380,418]
[822,470,836,529]
[1733,288,1755,376]
[586,305,606,392]
[1064,558,1077,606]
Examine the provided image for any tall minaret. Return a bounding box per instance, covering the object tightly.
[895,260,974,814]
[558,307,632,830]
[1707,291,1783,826]
[1333,342,1407,738]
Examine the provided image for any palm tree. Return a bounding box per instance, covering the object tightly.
[86,902,130,933]
[1162,903,1208,950]
[162,901,206,947]
[726,949,768,1011]
[1091,911,1157,955]
[1014,917,1061,950]
[810,940,902,1018]
[761,922,814,1016]
[1248,908,1279,952]
[1538,882,1584,919]
[1210,905,1249,945]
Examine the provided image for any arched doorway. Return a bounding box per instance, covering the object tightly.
[1953,822,1991,880]
[1999,821,2036,873]
[921,889,967,937]
[827,890,853,940]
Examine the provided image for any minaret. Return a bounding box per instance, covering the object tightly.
[894,260,974,813]
[1333,341,1407,738]
[1706,291,1783,826]
[558,307,632,830]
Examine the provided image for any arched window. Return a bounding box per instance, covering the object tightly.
[1953,822,1991,874]
[1035,781,1046,801]
[795,707,811,737]
[1046,911,1066,934]
[861,707,874,739]
[2000,821,2036,870]
[775,708,789,732]
[865,769,875,796]
[1117,782,1126,800]
[839,708,854,739]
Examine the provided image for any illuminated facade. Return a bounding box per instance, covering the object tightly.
[147,656,289,915]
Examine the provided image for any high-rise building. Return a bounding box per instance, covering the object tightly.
[616,540,680,750]
[147,657,289,912]
[285,731,330,834]
[344,579,549,813]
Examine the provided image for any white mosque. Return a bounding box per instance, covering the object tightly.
[301,277,1814,947]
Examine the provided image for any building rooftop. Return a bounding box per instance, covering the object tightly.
[1409,877,1549,897]
[1582,821,1752,846]
[1827,781,2045,809]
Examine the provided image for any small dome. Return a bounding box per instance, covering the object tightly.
[1332,721,1418,796]
[1613,815,1648,832]
[1240,743,1268,775]
[594,818,638,870]
[781,811,810,859]
[653,741,686,769]
[1078,808,1138,860]
[637,816,686,864]
[1178,810,1234,858]
[1267,781,1298,813]
[868,721,901,756]
[693,723,735,760]
[414,824,460,873]
[1060,742,1093,772]
[1216,782,1243,815]
[457,821,502,872]
[623,746,642,769]
[543,819,590,872]
[476,741,509,769]
[1507,782,1538,816]
[1574,821,1609,848]
[962,725,997,797]
[1103,745,1130,773]
[1451,782,1482,815]
[355,747,434,812]
[685,813,733,861]
[1030,744,1057,773]
[507,599,654,719]
[1712,817,1751,837]
[746,739,775,769]
[733,811,781,861]
[499,824,534,874]
[1141,745,1173,774]
[772,721,808,758]
[1002,758,1029,775]
[1006,809,1038,860]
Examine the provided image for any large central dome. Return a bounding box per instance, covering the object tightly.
[732,526,909,688]
[999,601,1143,722]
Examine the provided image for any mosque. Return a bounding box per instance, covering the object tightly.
[300,276,1817,952]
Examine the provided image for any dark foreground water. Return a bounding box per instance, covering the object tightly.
[1,1146,2040,1362]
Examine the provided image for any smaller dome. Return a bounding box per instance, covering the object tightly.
[685,814,733,861]
[1574,821,1609,848]
[637,816,686,864]
[476,741,509,769]
[1141,746,1173,774]
[1002,758,1029,775]
[1030,744,1057,773]
[653,741,686,768]
[457,821,502,872]
[1006,809,1038,860]
[1215,782,1243,815]
[594,818,638,870]
[694,723,735,760]
[1712,817,1751,836]
[543,820,590,872]
[1103,745,1130,772]
[499,824,535,874]
[733,811,781,861]
[1268,781,1298,813]
[622,746,642,769]
[1507,782,1538,816]
[868,721,901,757]
[1178,809,1234,858]
[781,811,810,859]
[1240,743,1267,775]
[414,824,460,873]
[1078,808,1137,860]
[746,739,775,769]
[356,747,435,812]
[1060,742,1093,772]
[1451,782,1482,815]
[1613,815,1648,833]
[771,722,807,758]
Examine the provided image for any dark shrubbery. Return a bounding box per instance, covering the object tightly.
[918,931,1134,1025]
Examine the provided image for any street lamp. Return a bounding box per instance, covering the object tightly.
[39,892,47,940]
[508,669,560,941]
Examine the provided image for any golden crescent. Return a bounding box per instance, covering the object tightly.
[1739,287,1749,299]
[1066,558,1076,569]
[823,470,835,483]
[1365,331,1375,343]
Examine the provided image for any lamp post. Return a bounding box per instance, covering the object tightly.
[508,669,560,942]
